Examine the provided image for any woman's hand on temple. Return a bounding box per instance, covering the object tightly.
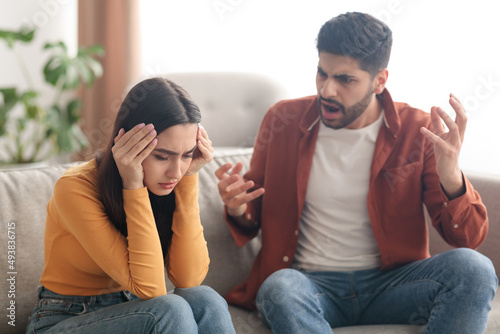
[185,124,214,176]
[112,123,158,190]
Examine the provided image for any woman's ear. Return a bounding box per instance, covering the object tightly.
[373,68,389,94]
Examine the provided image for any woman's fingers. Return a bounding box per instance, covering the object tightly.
[113,124,157,162]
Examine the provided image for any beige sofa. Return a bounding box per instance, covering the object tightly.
[0,149,499,334]
[1,72,499,333]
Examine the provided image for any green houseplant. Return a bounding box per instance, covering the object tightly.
[0,26,104,164]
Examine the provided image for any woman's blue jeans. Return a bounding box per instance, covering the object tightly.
[26,285,236,333]
[256,248,498,334]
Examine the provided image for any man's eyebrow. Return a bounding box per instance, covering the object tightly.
[317,66,326,74]
[318,67,356,80]
[154,144,197,155]
[333,73,357,80]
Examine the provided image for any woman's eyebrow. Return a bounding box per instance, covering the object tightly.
[154,144,197,155]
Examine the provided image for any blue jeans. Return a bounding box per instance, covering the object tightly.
[256,248,497,334]
[26,285,236,334]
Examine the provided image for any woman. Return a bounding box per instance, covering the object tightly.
[26,77,235,333]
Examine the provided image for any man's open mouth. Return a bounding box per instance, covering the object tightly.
[320,99,343,120]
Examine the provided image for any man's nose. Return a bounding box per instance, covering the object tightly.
[321,78,338,99]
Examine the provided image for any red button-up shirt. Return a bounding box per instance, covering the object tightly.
[225,89,488,311]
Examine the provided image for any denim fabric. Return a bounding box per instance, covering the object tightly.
[256,248,498,334]
[26,285,235,334]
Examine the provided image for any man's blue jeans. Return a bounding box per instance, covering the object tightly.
[256,248,497,334]
[26,285,236,333]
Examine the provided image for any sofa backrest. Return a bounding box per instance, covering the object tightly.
[165,72,288,148]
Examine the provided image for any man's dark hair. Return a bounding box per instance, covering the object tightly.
[317,12,392,76]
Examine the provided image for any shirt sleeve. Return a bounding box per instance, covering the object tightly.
[166,174,210,287]
[53,175,167,299]
[223,109,274,247]
[422,141,488,248]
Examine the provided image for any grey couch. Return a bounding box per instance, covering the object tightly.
[1,72,499,333]
[0,148,499,334]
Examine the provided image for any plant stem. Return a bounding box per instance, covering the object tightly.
[13,44,35,90]
[15,132,24,163]
[53,80,64,107]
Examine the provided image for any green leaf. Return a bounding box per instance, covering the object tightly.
[66,99,82,124]
[82,44,105,57]
[20,90,38,102]
[0,87,19,105]
[43,41,66,52]
[0,88,20,121]
[43,55,66,87]
[0,27,35,48]
[0,88,19,135]
[26,105,46,121]
[43,41,104,91]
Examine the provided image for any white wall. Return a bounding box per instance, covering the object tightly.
[140,0,500,176]
[0,0,78,107]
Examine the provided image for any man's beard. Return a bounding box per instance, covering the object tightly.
[319,87,374,130]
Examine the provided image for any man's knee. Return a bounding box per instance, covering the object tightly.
[441,248,496,278]
[258,269,307,297]
[438,248,498,296]
[257,268,312,311]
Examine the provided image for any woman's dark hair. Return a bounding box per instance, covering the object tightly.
[96,77,201,257]
[317,12,393,76]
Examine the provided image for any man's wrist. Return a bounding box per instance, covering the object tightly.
[440,170,465,200]
[227,205,247,218]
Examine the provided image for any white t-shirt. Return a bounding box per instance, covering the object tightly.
[293,112,385,272]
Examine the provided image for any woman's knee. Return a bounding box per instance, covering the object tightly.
[152,294,193,315]
[175,285,228,310]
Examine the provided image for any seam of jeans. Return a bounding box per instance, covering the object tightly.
[54,311,158,334]
[313,292,325,317]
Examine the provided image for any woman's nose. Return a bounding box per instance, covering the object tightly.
[166,159,182,180]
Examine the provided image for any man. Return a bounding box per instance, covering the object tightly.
[215,12,497,333]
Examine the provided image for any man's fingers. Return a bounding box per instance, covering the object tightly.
[449,94,467,142]
[219,176,258,203]
[420,126,444,146]
[436,107,460,145]
[430,107,445,136]
[230,162,244,176]
[218,174,246,197]
[227,187,265,209]
[215,163,233,180]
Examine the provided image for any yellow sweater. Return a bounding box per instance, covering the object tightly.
[40,160,209,299]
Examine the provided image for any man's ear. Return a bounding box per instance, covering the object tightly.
[373,68,389,94]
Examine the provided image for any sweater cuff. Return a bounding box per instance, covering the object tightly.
[122,186,149,199]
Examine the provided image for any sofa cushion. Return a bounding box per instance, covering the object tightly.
[0,163,79,332]
[178,147,262,296]
[1,150,498,334]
